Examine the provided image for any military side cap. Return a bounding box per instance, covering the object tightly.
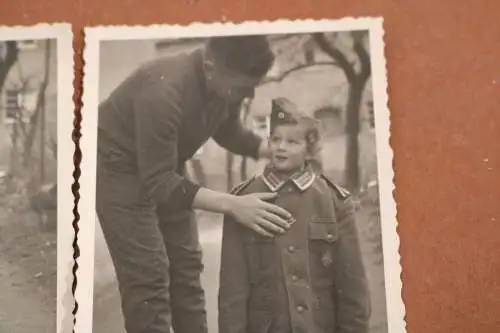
[270,97,321,145]
[270,97,301,133]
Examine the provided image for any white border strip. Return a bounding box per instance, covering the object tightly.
[76,21,100,333]
[85,18,382,41]
[368,21,406,333]
[78,17,405,333]
[0,23,74,333]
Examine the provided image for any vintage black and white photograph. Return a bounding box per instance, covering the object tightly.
[0,24,74,333]
[78,19,404,333]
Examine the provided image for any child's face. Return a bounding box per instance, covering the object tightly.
[269,123,309,173]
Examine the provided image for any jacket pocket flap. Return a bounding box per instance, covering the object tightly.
[310,216,337,223]
[309,217,338,242]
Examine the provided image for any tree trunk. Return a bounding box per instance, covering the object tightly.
[344,79,366,193]
[0,42,19,92]
[24,41,51,168]
[191,158,207,187]
[240,156,247,182]
[226,151,234,191]
[39,40,51,184]
[238,98,252,184]
[1,43,19,179]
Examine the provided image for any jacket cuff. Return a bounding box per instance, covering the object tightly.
[170,178,201,210]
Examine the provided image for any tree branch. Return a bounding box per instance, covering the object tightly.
[352,38,371,83]
[313,33,356,82]
[260,61,338,85]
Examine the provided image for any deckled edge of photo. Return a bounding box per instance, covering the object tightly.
[77,17,406,333]
[75,21,99,333]
[368,19,407,333]
[0,22,75,333]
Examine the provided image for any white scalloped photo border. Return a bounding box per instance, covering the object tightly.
[78,17,404,333]
[0,23,74,333]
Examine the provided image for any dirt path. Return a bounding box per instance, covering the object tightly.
[0,253,56,333]
[0,189,57,333]
[93,213,223,333]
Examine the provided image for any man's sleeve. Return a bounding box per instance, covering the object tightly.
[334,195,371,333]
[134,83,200,209]
[212,105,262,159]
[218,214,250,333]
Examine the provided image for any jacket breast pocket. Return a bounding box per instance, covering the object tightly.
[309,216,338,243]
[308,216,338,286]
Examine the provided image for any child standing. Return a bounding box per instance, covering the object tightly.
[218,98,371,333]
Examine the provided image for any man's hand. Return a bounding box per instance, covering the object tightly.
[257,138,272,160]
[227,192,292,237]
[192,187,292,237]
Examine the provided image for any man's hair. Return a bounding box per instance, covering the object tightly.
[205,35,275,78]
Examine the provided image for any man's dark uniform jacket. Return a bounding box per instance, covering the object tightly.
[218,165,371,333]
[96,48,264,333]
[98,48,262,210]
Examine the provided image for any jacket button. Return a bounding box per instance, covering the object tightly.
[327,233,334,240]
[288,245,295,253]
[297,305,304,313]
[292,275,298,281]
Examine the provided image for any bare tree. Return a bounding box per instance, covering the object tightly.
[225,99,252,190]
[0,41,19,93]
[314,31,371,193]
[237,99,253,183]
[190,157,207,188]
[0,42,19,182]
[23,40,51,173]
[224,32,371,193]
[226,150,234,191]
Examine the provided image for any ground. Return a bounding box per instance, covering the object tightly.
[92,193,388,333]
[0,172,386,333]
[0,180,57,333]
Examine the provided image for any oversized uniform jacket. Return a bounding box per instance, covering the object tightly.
[218,165,371,333]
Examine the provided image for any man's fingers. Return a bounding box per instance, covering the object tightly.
[252,192,278,201]
[262,201,292,219]
[257,215,287,234]
[251,223,274,238]
[260,211,290,231]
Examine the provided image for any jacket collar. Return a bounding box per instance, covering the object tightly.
[261,163,316,192]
